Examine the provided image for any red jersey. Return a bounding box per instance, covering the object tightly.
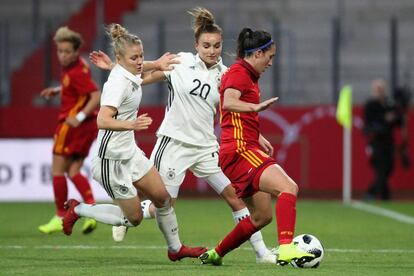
[58,57,98,121]
[219,58,261,153]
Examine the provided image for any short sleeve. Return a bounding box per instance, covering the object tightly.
[221,68,251,94]
[70,64,98,95]
[163,53,185,78]
[100,81,125,109]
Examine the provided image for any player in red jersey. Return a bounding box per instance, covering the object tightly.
[38,26,100,234]
[200,28,315,266]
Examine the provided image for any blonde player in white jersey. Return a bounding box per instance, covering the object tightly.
[62,23,207,262]
[90,8,276,264]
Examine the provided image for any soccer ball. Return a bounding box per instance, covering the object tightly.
[290,234,324,268]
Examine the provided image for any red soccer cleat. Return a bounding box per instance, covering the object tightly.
[168,245,208,262]
[63,199,80,236]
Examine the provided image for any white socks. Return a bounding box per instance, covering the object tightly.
[232,207,268,258]
[140,200,153,219]
[155,205,181,252]
[75,203,135,227]
[140,201,268,256]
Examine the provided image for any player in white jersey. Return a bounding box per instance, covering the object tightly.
[62,23,207,262]
[90,8,276,264]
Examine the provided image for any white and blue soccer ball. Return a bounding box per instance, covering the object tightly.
[291,234,324,268]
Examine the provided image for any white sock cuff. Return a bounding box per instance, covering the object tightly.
[232,207,250,223]
[140,200,152,219]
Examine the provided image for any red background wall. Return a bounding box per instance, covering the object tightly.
[1,105,413,198]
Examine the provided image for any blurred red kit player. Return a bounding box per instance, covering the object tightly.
[38,26,100,235]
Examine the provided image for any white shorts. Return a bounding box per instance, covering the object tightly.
[92,149,152,200]
[150,136,229,197]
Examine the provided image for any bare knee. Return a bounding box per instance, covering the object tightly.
[250,213,272,228]
[126,213,143,226]
[284,182,299,195]
[151,193,172,209]
[271,181,298,197]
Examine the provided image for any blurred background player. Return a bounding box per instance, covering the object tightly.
[63,23,206,262]
[91,7,276,263]
[393,85,412,170]
[38,26,99,234]
[200,28,314,266]
[363,79,403,200]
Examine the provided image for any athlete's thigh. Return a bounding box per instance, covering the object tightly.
[150,136,190,192]
[92,157,137,200]
[259,164,297,195]
[191,146,221,179]
[133,166,170,208]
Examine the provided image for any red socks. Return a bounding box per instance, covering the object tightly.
[276,192,297,244]
[213,192,297,257]
[53,175,68,217]
[215,217,258,257]
[71,173,95,204]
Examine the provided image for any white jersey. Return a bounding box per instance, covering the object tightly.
[96,64,143,160]
[157,52,227,147]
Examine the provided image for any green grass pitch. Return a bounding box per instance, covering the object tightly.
[1,199,413,275]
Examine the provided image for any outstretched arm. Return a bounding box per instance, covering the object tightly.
[40,86,61,100]
[143,52,180,72]
[89,50,179,72]
[222,88,278,113]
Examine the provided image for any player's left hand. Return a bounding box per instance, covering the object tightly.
[89,50,113,71]
[259,134,274,156]
[66,116,81,128]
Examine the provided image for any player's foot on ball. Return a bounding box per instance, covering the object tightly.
[82,218,97,234]
[112,225,128,242]
[199,249,223,266]
[38,215,63,234]
[277,242,315,266]
[62,199,80,236]
[168,245,207,261]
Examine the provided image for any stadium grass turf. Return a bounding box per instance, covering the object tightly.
[0,200,413,275]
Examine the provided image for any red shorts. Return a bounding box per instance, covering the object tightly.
[219,148,277,198]
[53,117,97,158]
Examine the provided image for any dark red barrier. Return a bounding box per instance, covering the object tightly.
[1,105,413,198]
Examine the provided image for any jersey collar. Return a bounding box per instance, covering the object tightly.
[236,58,260,81]
[113,63,143,86]
[63,57,81,71]
[195,54,223,71]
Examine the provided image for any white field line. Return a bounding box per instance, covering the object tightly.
[1,245,414,253]
[350,200,414,225]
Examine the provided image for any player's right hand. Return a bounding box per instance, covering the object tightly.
[40,87,59,99]
[131,113,153,131]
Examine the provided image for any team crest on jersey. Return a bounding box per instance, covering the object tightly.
[62,74,70,87]
[166,168,176,180]
[82,65,89,73]
[215,73,222,85]
[119,186,129,195]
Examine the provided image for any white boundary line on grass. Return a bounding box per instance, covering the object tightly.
[349,200,414,225]
[1,245,414,253]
